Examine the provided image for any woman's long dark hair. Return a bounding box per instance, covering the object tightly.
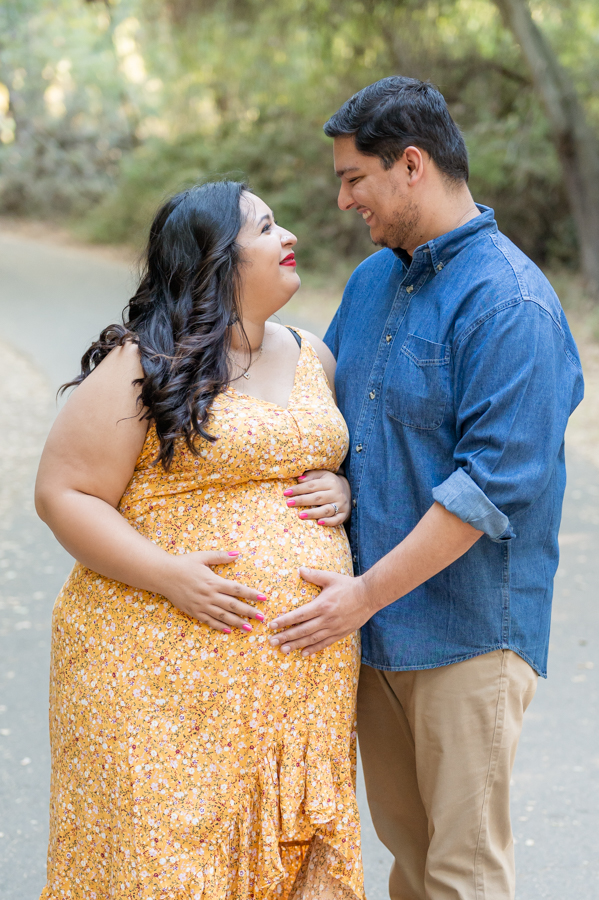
[62,180,251,469]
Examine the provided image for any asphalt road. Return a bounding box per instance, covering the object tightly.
[0,230,597,899]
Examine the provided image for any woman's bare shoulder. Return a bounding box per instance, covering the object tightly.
[92,339,144,380]
[37,339,149,510]
[56,338,148,454]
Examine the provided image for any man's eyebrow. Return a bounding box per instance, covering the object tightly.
[335,166,361,179]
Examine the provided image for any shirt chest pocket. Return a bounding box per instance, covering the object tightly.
[385,334,451,430]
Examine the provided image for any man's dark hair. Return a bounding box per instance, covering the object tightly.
[324,76,469,182]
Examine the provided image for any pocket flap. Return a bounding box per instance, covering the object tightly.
[401,334,450,367]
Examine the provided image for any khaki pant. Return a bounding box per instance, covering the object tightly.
[357,650,538,900]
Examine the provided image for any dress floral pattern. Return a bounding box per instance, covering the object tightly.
[42,331,364,900]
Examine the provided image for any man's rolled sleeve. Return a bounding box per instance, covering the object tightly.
[447,298,583,532]
[432,467,514,541]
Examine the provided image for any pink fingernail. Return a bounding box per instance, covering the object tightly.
[283,489,294,497]
[241,623,252,632]
[255,613,265,622]
[228,551,240,556]
[223,628,232,634]
[298,476,307,481]
[287,499,296,507]
[257,593,267,601]
[299,512,308,519]
[318,519,326,525]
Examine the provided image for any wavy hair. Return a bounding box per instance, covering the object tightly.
[62,180,251,468]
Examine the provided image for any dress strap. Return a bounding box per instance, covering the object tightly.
[286,326,302,348]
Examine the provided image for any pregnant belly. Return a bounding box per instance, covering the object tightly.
[123,478,353,616]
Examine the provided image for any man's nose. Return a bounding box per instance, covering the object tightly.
[337,183,354,211]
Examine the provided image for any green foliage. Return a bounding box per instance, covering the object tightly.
[0,0,139,215]
[86,106,371,267]
[0,0,597,271]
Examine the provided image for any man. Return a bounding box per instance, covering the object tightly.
[267,76,584,898]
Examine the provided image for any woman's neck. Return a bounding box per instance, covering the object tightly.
[230,319,267,354]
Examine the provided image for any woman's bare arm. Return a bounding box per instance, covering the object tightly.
[35,343,265,632]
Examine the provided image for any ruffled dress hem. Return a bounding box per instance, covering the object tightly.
[41,729,364,900]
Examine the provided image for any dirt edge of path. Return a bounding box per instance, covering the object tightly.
[0,338,53,528]
[0,216,137,267]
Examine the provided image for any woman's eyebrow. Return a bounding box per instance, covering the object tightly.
[257,212,274,225]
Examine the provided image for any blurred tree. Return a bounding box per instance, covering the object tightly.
[0,0,139,216]
[1,0,597,281]
[494,0,599,294]
[85,0,580,270]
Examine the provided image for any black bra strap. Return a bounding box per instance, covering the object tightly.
[286,326,302,348]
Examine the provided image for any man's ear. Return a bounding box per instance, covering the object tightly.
[403,146,425,184]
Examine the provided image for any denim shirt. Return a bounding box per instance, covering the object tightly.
[325,207,584,677]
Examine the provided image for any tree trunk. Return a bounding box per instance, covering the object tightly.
[493,0,599,296]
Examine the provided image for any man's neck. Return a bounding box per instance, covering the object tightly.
[404,186,480,257]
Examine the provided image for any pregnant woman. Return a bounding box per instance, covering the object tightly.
[35,181,363,900]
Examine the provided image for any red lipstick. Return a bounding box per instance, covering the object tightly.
[280,252,296,267]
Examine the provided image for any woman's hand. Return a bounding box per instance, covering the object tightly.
[162,550,266,634]
[283,469,351,526]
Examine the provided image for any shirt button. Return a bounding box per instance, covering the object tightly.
[352,554,357,563]
[406,284,414,293]
[385,334,392,342]
[436,262,444,271]
[352,499,357,508]
[355,444,363,453]
[369,390,376,399]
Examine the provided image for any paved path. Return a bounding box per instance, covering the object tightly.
[0,231,597,899]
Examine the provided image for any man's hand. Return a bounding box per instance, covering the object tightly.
[268,503,483,657]
[268,568,374,656]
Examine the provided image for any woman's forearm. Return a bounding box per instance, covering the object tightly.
[37,489,265,631]
[37,489,177,595]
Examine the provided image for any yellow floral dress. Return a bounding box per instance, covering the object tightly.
[42,331,364,900]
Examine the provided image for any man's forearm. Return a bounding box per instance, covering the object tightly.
[361,501,483,612]
[267,502,484,655]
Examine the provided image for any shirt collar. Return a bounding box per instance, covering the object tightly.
[392,204,497,274]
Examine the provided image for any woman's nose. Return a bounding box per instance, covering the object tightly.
[281,229,297,246]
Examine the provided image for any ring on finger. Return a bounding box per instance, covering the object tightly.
[331,503,338,516]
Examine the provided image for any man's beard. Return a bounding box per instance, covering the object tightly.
[371,200,421,250]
